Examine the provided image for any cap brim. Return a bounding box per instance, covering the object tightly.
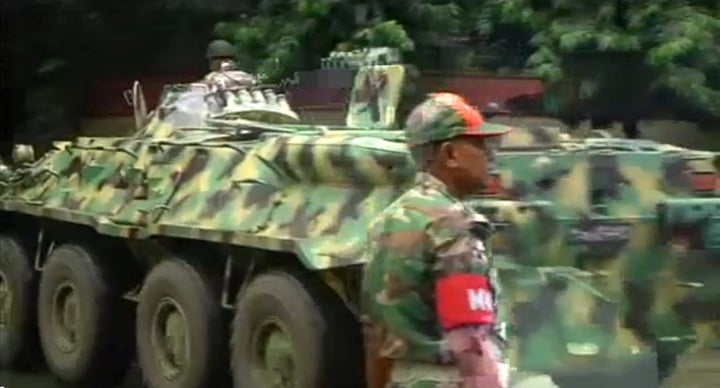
[465,122,512,136]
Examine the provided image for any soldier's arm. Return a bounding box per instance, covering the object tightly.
[427,216,494,329]
[372,207,443,353]
[427,217,503,387]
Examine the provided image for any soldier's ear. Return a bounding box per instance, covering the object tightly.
[438,141,459,168]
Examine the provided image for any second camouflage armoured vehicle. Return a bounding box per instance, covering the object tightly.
[1,48,718,388]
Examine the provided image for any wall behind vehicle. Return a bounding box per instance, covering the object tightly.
[77,72,720,151]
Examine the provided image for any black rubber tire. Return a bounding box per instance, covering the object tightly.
[37,243,133,386]
[136,258,228,388]
[230,270,363,388]
[0,234,38,369]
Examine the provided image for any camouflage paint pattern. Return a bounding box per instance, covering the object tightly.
[1,50,719,384]
[478,136,719,379]
[347,65,406,129]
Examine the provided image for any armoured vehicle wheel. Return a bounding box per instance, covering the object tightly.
[37,243,132,386]
[230,270,363,388]
[136,259,227,388]
[0,235,38,369]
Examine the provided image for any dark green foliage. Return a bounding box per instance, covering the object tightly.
[215,0,720,120]
[481,0,720,118]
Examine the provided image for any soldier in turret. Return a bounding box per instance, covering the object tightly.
[206,39,237,72]
[203,39,257,88]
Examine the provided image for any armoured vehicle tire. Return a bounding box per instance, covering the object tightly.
[135,258,227,388]
[230,270,363,388]
[37,243,133,386]
[0,234,38,369]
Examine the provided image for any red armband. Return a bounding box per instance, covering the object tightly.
[435,274,495,330]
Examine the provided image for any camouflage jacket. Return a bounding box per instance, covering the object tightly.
[361,172,499,364]
[203,69,257,89]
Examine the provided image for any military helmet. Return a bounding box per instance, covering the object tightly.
[403,93,512,147]
[206,39,236,59]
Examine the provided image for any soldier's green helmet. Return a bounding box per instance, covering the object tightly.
[206,39,236,59]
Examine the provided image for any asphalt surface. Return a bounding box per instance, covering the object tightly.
[662,349,720,388]
[4,350,720,388]
[0,369,562,388]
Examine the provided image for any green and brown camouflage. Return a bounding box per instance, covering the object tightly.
[361,171,502,361]
[403,92,511,146]
[346,63,406,129]
[0,50,718,387]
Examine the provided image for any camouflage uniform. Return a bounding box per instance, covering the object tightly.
[203,67,257,89]
[361,93,512,388]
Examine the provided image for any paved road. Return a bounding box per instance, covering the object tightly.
[0,365,145,388]
[0,372,562,388]
[4,352,720,388]
[662,349,720,388]
[0,369,560,388]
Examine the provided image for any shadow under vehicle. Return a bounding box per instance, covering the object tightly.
[0,48,718,388]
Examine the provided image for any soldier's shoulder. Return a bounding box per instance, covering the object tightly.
[202,71,220,82]
[370,188,457,231]
[400,185,461,220]
[371,196,430,231]
[367,199,433,255]
[404,181,455,206]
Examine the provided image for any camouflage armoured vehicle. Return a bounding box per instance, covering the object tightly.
[1,48,719,388]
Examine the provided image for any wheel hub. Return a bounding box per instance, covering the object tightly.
[151,297,190,381]
[51,281,79,353]
[0,270,11,329]
[252,319,296,388]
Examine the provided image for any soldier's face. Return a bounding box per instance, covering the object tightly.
[209,57,234,71]
[443,136,496,193]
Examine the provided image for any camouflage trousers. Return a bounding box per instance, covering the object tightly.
[386,335,509,388]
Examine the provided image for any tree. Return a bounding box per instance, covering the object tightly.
[212,0,490,83]
[479,0,720,135]
[0,0,241,158]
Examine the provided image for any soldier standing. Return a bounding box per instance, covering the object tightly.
[362,92,512,388]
